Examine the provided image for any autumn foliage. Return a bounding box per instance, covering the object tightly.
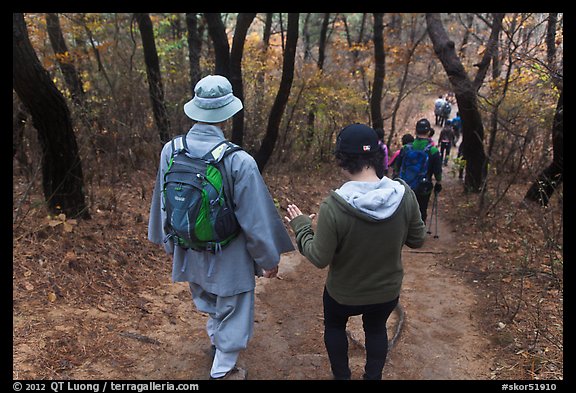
[13,13,563,380]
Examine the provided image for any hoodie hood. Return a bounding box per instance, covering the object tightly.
[334,177,406,220]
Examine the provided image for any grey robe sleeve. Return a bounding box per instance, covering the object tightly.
[148,146,174,255]
[229,153,295,270]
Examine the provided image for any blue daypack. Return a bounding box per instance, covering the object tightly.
[398,142,433,193]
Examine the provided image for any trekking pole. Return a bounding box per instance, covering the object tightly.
[433,190,439,239]
[426,191,436,235]
[426,194,436,235]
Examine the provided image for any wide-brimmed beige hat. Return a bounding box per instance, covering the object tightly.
[184,75,243,123]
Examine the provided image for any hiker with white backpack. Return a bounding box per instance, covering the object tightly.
[434,95,446,126]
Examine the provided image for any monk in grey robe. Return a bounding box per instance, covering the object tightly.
[148,75,294,380]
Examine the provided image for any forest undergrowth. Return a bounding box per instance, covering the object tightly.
[439,170,563,380]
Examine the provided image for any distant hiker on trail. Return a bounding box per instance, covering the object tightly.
[284,123,426,380]
[148,75,294,380]
[427,127,437,146]
[441,99,452,127]
[439,120,456,166]
[394,118,442,224]
[374,128,389,178]
[389,133,414,179]
[451,111,462,144]
[434,95,446,126]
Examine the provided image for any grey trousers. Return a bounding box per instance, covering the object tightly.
[189,283,254,378]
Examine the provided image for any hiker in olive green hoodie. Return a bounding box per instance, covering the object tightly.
[284,123,426,380]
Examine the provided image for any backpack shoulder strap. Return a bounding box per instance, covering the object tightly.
[202,140,243,163]
[202,140,243,207]
[170,135,188,156]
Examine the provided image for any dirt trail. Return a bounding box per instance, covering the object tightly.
[242,194,494,380]
[94,182,492,381]
[39,175,495,381]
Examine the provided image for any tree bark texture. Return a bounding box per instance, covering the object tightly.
[205,13,230,78]
[305,13,330,150]
[523,88,563,206]
[254,13,299,172]
[472,13,504,91]
[230,13,256,146]
[13,13,90,219]
[317,13,330,69]
[134,13,171,144]
[45,13,85,107]
[185,13,202,95]
[426,13,487,192]
[370,13,385,133]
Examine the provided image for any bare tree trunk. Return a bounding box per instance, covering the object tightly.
[204,13,230,77]
[388,17,427,147]
[45,13,85,107]
[546,13,558,69]
[230,13,256,146]
[134,13,171,144]
[458,14,474,60]
[78,14,116,100]
[426,13,487,192]
[254,13,299,172]
[46,11,106,146]
[472,13,504,91]
[305,13,330,150]
[252,13,273,142]
[303,13,312,61]
[317,13,330,70]
[13,13,89,219]
[523,88,563,206]
[343,13,369,96]
[370,13,385,133]
[13,98,30,177]
[185,13,202,95]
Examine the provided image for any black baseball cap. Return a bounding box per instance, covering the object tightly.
[335,123,379,154]
[415,118,432,133]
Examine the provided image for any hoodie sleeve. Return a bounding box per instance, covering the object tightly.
[403,185,426,249]
[289,201,337,269]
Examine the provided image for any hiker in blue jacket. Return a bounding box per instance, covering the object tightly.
[451,111,462,145]
[393,118,442,223]
[148,75,294,380]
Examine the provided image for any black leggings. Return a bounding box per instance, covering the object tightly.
[323,287,399,380]
[440,141,451,163]
[415,191,432,224]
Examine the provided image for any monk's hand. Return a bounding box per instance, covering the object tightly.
[263,265,278,278]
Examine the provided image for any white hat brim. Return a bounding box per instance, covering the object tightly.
[183,96,243,123]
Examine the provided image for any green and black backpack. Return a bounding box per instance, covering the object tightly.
[162,135,242,252]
